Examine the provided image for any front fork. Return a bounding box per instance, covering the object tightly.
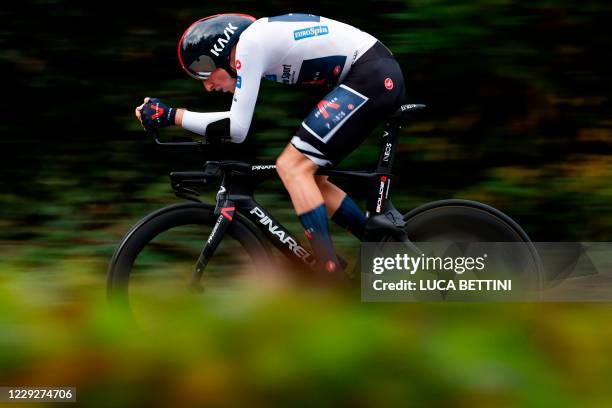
[190,185,234,289]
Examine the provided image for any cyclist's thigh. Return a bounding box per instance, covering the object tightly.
[291,56,405,167]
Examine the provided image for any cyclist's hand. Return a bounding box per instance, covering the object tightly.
[137,97,177,130]
[134,97,149,124]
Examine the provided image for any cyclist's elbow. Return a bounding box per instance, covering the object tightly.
[229,122,250,143]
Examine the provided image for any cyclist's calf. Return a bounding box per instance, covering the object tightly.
[276,143,323,214]
[276,143,344,276]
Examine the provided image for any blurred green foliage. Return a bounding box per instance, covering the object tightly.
[1,1,612,402]
[1,269,611,406]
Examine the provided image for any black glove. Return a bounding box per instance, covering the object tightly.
[140,98,177,130]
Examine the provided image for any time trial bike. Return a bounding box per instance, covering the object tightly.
[107,104,543,303]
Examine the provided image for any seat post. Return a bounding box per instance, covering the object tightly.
[367,104,426,215]
[364,120,400,215]
[375,120,399,174]
[375,104,427,174]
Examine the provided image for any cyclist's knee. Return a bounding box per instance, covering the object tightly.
[276,145,317,182]
[314,175,329,188]
[275,154,292,181]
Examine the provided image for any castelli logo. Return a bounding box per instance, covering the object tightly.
[326,260,337,273]
[384,78,394,90]
[236,60,242,70]
[333,65,341,76]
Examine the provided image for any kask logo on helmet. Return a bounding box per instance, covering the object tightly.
[209,22,239,57]
[178,14,255,80]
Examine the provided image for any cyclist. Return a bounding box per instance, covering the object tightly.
[135,13,406,276]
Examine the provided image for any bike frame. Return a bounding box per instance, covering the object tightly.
[164,105,425,283]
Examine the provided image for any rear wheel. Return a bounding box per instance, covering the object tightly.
[398,200,542,299]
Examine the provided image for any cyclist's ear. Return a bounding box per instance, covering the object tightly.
[228,46,238,71]
[226,66,238,79]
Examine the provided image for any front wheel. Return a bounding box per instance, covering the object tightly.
[107,202,273,313]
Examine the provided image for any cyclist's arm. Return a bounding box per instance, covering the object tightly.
[179,38,264,143]
[179,110,231,138]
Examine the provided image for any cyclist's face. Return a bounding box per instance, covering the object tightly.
[202,46,238,93]
[202,68,236,93]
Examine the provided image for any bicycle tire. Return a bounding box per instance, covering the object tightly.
[107,202,273,304]
[401,199,544,295]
